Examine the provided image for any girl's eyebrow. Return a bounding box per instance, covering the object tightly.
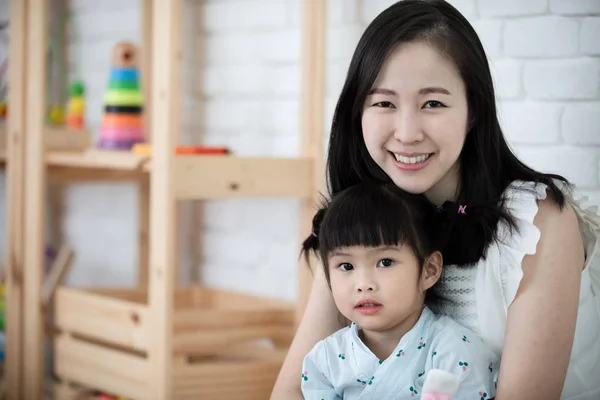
[366,245,398,254]
[330,251,351,257]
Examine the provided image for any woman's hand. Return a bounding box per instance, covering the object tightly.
[270,263,345,399]
[496,198,584,400]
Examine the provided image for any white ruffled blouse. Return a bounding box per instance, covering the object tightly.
[433,180,600,400]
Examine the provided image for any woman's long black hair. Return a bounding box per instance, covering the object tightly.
[317,0,568,266]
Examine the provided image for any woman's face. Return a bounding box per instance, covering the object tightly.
[361,41,469,204]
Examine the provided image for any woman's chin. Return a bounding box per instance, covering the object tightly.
[388,175,434,195]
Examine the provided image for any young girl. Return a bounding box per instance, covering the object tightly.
[272,1,600,399]
[300,182,498,399]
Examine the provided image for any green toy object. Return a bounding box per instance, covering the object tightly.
[70,80,85,96]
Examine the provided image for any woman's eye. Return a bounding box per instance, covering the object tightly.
[338,263,353,271]
[374,101,395,108]
[378,259,394,268]
[423,100,444,109]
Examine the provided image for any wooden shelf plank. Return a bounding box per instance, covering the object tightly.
[172,156,313,199]
[17,148,313,199]
[46,149,149,171]
[4,143,314,198]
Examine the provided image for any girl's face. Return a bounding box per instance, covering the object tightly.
[361,41,469,205]
[327,244,440,336]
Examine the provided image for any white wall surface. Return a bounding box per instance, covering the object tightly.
[0,0,598,301]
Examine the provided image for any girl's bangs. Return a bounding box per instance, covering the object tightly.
[319,185,418,257]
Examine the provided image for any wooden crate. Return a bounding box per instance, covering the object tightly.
[52,285,294,399]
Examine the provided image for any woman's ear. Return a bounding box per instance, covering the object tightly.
[421,251,443,291]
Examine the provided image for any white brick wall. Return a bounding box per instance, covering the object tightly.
[478,0,548,17]
[581,17,600,55]
[523,59,600,100]
[504,17,579,58]
[0,0,599,301]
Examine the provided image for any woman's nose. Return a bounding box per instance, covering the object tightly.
[393,111,424,143]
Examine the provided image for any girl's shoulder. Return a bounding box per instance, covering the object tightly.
[428,312,488,348]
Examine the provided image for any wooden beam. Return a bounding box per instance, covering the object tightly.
[141,0,153,144]
[297,0,327,324]
[41,245,74,308]
[23,0,49,398]
[148,0,181,397]
[138,177,150,288]
[5,0,28,397]
[138,0,153,290]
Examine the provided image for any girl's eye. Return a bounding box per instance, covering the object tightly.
[338,263,353,271]
[373,101,395,109]
[423,100,444,109]
[378,259,394,268]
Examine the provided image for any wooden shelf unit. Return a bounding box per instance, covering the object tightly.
[4,0,326,399]
[0,125,91,164]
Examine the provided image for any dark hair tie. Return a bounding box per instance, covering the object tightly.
[437,201,467,216]
[300,205,327,265]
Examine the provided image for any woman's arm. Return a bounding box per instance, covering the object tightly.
[495,198,585,400]
[271,265,345,399]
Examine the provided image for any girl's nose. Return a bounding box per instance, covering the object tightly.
[355,272,377,292]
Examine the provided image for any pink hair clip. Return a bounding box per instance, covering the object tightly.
[457,205,467,215]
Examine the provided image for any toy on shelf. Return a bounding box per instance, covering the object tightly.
[97,392,128,400]
[131,143,230,156]
[0,23,7,123]
[65,80,85,129]
[47,105,65,125]
[0,101,7,120]
[97,42,145,150]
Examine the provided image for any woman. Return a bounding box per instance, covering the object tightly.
[271,1,600,399]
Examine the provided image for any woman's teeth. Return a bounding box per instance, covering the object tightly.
[394,153,430,164]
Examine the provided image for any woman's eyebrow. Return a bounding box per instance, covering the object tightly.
[419,86,451,95]
[367,87,397,96]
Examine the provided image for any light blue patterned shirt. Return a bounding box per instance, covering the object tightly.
[301,307,499,400]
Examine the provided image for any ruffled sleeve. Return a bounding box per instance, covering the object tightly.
[496,180,600,306]
[496,180,549,306]
[567,190,600,291]
[475,179,600,360]
[474,180,552,357]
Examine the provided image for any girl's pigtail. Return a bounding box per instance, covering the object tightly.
[300,205,327,266]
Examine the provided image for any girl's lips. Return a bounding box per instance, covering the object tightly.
[355,304,383,316]
[355,299,383,316]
